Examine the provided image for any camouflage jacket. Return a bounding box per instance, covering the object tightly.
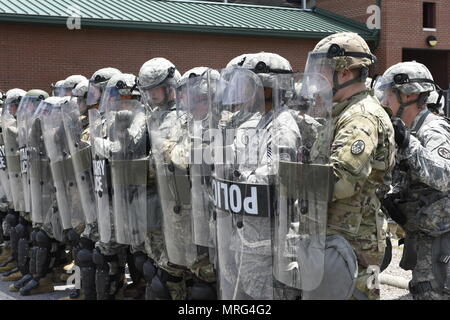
[328,90,396,255]
[393,109,450,236]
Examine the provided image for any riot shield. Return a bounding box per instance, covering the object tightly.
[210,67,280,300]
[61,97,97,225]
[107,99,148,246]
[42,98,85,231]
[0,115,13,205]
[2,102,25,212]
[272,73,333,294]
[17,97,42,213]
[89,108,114,243]
[148,99,198,268]
[185,72,216,250]
[28,100,55,226]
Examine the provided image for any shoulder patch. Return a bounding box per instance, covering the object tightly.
[437,147,450,160]
[351,140,366,155]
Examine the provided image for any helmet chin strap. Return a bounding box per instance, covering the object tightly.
[332,68,368,96]
[394,89,421,118]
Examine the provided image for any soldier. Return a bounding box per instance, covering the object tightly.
[61,75,88,98]
[377,61,450,300]
[0,89,27,277]
[89,72,140,300]
[210,52,303,300]
[16,97,66,296]
[4,90,49,286]
[302,32,396,300]
[51,80,67,98]
[138,57,195,300]
[71,68,120,300]
[0,91,15,267]
[170,66,220,299]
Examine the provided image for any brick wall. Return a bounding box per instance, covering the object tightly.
[0,22,317,92]
[316,0,377,24]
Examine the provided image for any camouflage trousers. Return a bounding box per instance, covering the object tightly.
[81,222,100,243]
[410,233,450,300]
[350,239,384,300]
[144,231,216,300]
[95,241,128,266]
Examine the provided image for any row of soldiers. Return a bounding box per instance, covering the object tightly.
[0,31,448,300]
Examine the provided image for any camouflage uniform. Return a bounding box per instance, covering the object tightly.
[329,90,396,300]
[393,108,450,300]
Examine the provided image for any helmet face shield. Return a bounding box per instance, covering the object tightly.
[304,52,338,86]
[86,82,103,107]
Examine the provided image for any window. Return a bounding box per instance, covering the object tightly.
[423,2,436,29]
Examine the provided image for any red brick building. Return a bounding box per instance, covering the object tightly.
[1,0,450,115]
[0,0,376,91]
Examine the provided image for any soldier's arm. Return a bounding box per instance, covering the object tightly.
[331,114,379,200]
[399,122,450,192]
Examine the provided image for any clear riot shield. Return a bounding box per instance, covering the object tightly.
[17,97,42,213]
[42,99,85,231]
[148,98,197,268]
[185,72,216,250]
[89,108,114,243]
[272,73,334,294]
[28,101,55,225]
[210,67,279,300]
[61,98,97,225]
[108,99,148,246]
[2,103,25,212]
[0,115,13,205]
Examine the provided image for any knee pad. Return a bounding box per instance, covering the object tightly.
[79,237,95,250]
[29,246,37,275]
[142,260,156,282]
[35,247,50,276]
[18,238,30,272]
[30,229,39,245]
[66,228,80,247]
[78,248,94,268]
[5,213,18,228]
[92,249,108,270]
[188,281,217,300]
[15,223,28,239]
[133,252,147,275]
[36,230,51,249]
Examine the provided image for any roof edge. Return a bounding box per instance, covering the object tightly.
[313,7,379,41]
[0,13,353,40]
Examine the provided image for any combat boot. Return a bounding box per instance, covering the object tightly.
[58,290,85,300]
[2,270,22,282]
[9,274,33,292]
[19,275,55,296]
[0,259,17,273]
[0,246,11,264]
[123,279,146,299]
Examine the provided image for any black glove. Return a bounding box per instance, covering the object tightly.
[391,117,410,149]
[382,194,407,226]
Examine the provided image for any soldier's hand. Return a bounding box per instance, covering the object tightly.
[382,193,407,226]
[391,117,410,149]
[115,110,133,131]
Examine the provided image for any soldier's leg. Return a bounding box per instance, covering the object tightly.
[3,218,31,281]
[77,237,97,300]
[63,228,82,299]
[351,244,384,300]
[9,228,37,292]
[124,247,146,299]
[19,229,56,296]
[93,242,127,300]
[409,233,450,300]
[0,211,19,271]
[187,250,217,300]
